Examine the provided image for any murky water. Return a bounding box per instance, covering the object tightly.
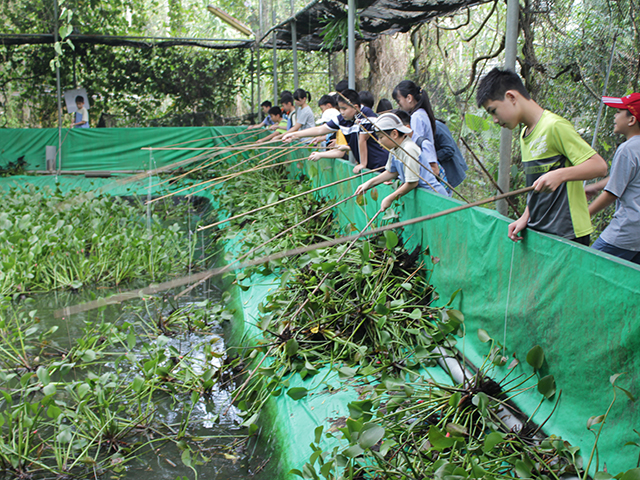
[14,281,278,480]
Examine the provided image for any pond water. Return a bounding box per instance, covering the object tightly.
[3,280,278,480]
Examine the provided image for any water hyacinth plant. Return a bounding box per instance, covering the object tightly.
[0,296,245,478]
[0,185,205,295]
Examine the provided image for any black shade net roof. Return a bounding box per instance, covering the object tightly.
[261,0,494,51]
[1,0,492,51]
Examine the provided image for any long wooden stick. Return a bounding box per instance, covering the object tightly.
[140,143,314,151]
[54,186,533,319]
[460,137,521,217]
[197,167,384,231]
[184,156,304,199]
[161,128,263,149]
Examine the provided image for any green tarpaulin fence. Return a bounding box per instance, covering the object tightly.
[0,127,247,171]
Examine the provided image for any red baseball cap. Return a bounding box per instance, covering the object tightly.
[602,93,640,118]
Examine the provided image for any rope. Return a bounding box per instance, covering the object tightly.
[503,241,516,357]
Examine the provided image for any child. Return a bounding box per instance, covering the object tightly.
[311,95,340,146]
[476,67,607,243]
[586,93,640,264]
[72,95,89,128]
[247,100,273,129]
[434,119,467,188]
[256,94,296,144]
[283,89,388,173]
[356,113,448,210]
[359,91,375,111]
[267,106,289,135]
[393,81,441,178]
[290,89,315,133]
[393,109,449,195]
[376,98,393,114]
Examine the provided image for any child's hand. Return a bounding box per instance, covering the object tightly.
[507,217,527,242]
[353,164,365,174]
[533,170,564,193]
[584,183,602,200]
[282,133,295,143]
[308,152,322,162]
[380,195,394,211]
[327,139,337,148]
[355,183,368,195]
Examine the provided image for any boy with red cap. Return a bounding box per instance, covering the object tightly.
[586,93,640,264]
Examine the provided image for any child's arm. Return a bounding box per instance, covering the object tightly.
[380,181,418,211]
[309,149,347,162]
[256,131,280,143]
[588,190,617,216]
[584,177,610,199]
[533,154,608,192]
[287,123,302,134]
[508,207,530,242]
[355,171,397,195]
[354,133,370,173]
[283,125,331,142]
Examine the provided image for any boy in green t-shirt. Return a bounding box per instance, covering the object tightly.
[476,68,608,244]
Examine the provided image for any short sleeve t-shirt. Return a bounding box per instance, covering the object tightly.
[74,107,89,128]
[296,105,315,131]
[600,135,640,251]
[386,137,447,195]
[325,114,388,169]
[410,108,437,166]
[520,110,596,239]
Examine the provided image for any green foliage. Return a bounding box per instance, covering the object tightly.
[0,185,203,295]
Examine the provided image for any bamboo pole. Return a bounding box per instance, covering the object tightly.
[198,167,384,231]
[54,186,534,319]
[161,127,262,149]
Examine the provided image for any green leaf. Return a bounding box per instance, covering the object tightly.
[127,331,136,349]
[356,194,365,206]
[594,473,614,480]
[76,383,91,399]
[526,345,544,371]
[537,375,556,399]
[47,404,62,419]
[370,188,379,201]
[132,376,145,393]
[43,384,57,396]
[620,469,640,480]
[616,385,636,402]
[610,373,624,385]
[587,414,606,429]
[408,308,422,320]
[343,444,364,458]
[285,338,299,357]
[515,459,532,478]
[338,366,357,379]
[464,113,492,132]
[401,282,412,291]
[428,425,454,451]
[81,349,96,362]
[358,425,385,449]
[36,366,50,385]
[477,329,491,343]
[287,387,308,400]
[361,242,370,263]
[314,425,323,444]
[445,423,467,436]
[181,449,192,468]
[483,432,504,453]
[384,230,398,249]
